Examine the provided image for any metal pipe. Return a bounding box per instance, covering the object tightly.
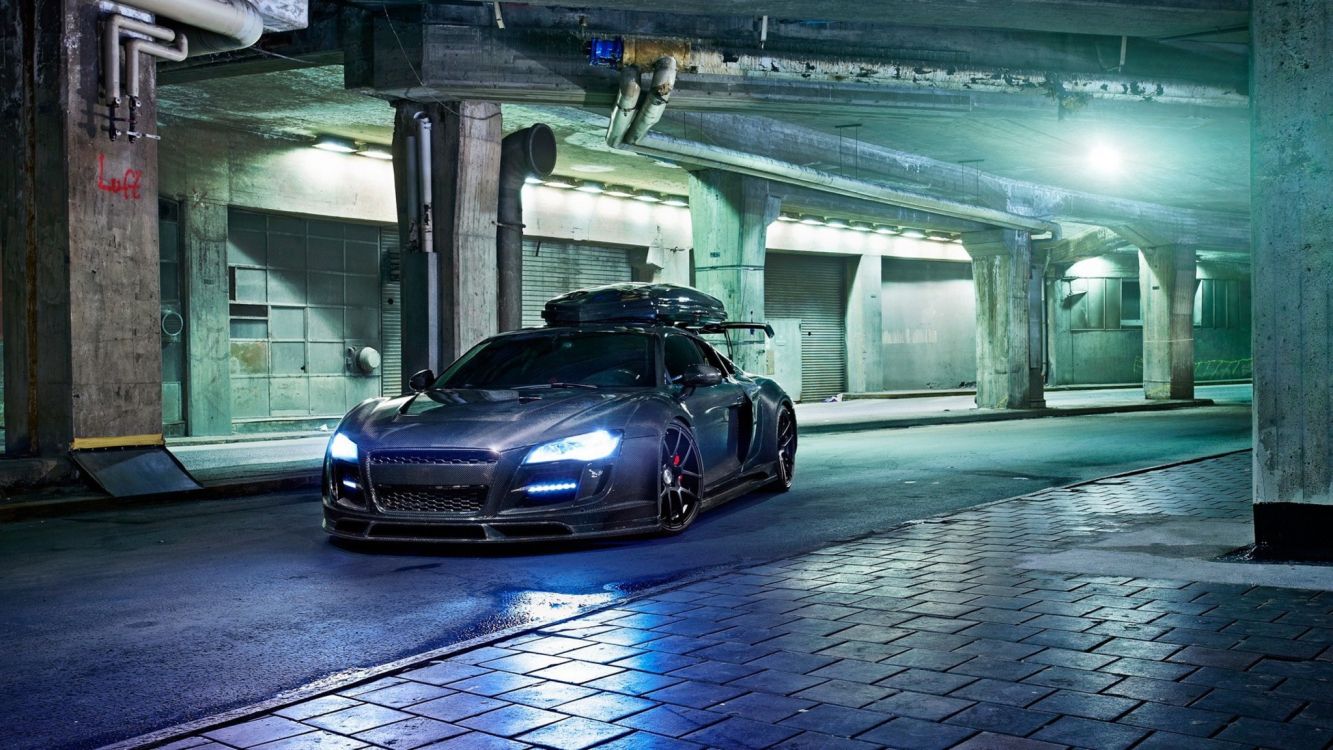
[126,35,188,100]
[605,66,641,148]
[103,15,175,106]
[623,56,676,145]
[628,132,1059,233]
[412,112,439,372]
[119,0,263,55]
[413,112,433,253]
[497,124,557,331]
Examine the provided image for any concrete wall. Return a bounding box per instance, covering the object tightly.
[880,258,977,390]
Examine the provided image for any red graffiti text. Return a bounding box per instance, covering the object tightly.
[97,153,143,200]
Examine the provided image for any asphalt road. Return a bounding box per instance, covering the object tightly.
[0,404,1252,750]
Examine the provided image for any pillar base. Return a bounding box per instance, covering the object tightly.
[1253,503,1333,561]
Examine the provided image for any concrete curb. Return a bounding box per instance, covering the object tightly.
[799,398,1215,434]
[3,398,1222,523]
[842,380,1250,400]
[99,445,1254,750]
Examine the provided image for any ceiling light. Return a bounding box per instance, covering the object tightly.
[901,228,927,239]
[1087,142,1122,176]
[312,135,357,154]
[873,225,900,235]
[605,186,634,198]
[633,192,661,203]
[575,181,604,194]
[543,177,575,189]
[524,176,544,185]
[799,215,824,226]
[663,196,688,207]
[825,218,849,229]
[357,145,393,160]
[777,214,798,222]
[926,234,953,242]
[850,222,872,232]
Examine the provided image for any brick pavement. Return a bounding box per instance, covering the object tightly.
[147,452,1333,750]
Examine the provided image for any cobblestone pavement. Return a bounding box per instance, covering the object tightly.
[147,452,1333,750]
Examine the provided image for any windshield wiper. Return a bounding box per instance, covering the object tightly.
[513,382,600,391]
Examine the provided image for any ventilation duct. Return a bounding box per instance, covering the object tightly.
[498,124,558,331]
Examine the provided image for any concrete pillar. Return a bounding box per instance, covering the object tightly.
[687,170,779,374]
[0,0,162,456]
[1251,0,1333,557]
[963,230,1045,409]
[1139,245,1196,400]
[393,100,502,381]
[162,134,234,436]
[846,254,885,393]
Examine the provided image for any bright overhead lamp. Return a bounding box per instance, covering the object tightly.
[543,177,575,189]
[825,218,849,229]
[1087,142,1123,177]
[925,232,954,242]
[524,176,544,185]
[633,191,661,203]
[900,228,927,239]
[312,135,357,154]
[662,196,688,207]
[575,181,604,194]
[777,214,798,222]
[873,225,900,235]
[605,186,634,198]
[799,215,824,226]
[357,145,393,160]
[850,222,873,232]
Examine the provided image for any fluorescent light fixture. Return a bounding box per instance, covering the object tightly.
[328,433,358,462]
[777,214,798,222]
[524,430,622,464]
[606,186,634,198]
[524,176,544,185]
[312,135,357,154]
[925,233,953,242]
[873,225,900,235]
[575,181,604,194]
[543,177,575,189]
[1087,142,1123,176]
[901,228,927,239]
[633,192,661,203]
[663,196,688,207]
[357,145,393,160]
[850,222,873,232]
[825,218,849,229]
[799,215,824,226]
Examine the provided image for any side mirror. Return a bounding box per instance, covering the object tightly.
[408,368,436,393]
[680,363,724,388]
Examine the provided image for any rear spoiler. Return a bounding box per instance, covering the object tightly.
[694,322,775,338]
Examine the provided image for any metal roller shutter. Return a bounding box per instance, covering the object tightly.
[380,228,402,396]
[766,253,848,401]
[521,239,634,327]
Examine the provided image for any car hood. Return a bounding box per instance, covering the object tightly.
[342,388,658,452]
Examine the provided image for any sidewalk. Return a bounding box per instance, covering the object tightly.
[0,384,1248,520]
[125,448,1333,750]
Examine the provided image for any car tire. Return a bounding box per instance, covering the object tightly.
[768,406,797,492]
[659,423,703,534]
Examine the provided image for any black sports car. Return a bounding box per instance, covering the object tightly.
[322,283,797,543]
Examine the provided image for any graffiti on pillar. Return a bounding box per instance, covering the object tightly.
[96,153,143,200]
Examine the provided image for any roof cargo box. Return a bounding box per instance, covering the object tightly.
[542,283,727,328]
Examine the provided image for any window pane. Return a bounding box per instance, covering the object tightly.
[1120,279,1142,326]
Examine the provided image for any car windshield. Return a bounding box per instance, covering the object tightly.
[435,331,656,389]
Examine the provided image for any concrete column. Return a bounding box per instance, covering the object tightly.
[162,134,234,436]
[846,254,885,393]
[0,0,162,456]
[393,100,502,380]
[687,170,779,374]
[1139,245,1196,400]
[963,230,1045,409]
[1251,0,1333,557]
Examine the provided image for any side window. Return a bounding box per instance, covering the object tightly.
[697,339,734,375]
[663,333,706,382]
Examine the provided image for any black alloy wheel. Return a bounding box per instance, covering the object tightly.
[659,424,702,533]
[771,407,797,491]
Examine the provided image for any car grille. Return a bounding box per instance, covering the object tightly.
[369,449,499,466]
[375,485,489,514]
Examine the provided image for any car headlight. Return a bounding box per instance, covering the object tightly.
[524,430,622,464]
[328,433,359,462]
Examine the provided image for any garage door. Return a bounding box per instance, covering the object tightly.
[522,239,634,327]
[766,253,848,401]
